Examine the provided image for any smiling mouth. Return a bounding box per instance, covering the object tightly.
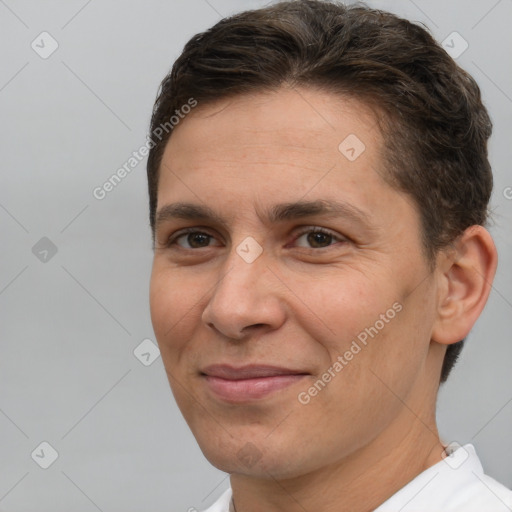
[200,364,309,402]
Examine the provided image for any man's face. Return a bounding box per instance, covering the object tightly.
[149,87,441,478]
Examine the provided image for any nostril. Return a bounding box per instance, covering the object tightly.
[242,323,266,332]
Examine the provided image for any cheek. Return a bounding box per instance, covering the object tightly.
[149,267,203,410]
[300,271,395,352]
[334,279,435,402]
[304,267,428,387]
[149,270,170,340]
[149,266,197,354]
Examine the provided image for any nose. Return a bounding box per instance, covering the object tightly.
[201,246,286,340]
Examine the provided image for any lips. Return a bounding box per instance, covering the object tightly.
[200,364,309,402]
[201,364,308,379]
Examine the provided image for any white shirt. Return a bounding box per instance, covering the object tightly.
[201,444,512,512]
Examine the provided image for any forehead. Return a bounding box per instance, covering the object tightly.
[164,87,380,159]
[158,87,385,196]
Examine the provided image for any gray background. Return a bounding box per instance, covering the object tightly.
[0,0,511,511]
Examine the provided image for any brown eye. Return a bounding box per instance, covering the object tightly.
[294,227,345,249]
[183,232,210,248]
[167,229,221,249]
[307,231,333,248]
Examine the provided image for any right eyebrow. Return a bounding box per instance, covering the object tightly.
[154,202,228,231]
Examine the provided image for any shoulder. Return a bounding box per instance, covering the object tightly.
[376,444,512,512]
[441,444,512,512]
[448,471,512,512]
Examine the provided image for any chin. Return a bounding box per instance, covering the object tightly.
[195,431,311,479]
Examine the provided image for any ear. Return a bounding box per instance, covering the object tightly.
[431,225,497,345]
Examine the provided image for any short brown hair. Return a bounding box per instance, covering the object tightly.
[146,0,493,382]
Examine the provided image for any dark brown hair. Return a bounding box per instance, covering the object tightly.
[146,0,493,382]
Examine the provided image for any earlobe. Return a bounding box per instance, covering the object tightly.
[431,226,497,346]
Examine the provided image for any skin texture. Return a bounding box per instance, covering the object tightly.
[149,86,497,512]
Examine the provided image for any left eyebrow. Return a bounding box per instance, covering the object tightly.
[265,199,371,226]
[154,199,372,231]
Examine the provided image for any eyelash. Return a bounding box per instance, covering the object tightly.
[164,226,346,251]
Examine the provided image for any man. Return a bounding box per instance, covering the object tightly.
[146,1,512,510]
